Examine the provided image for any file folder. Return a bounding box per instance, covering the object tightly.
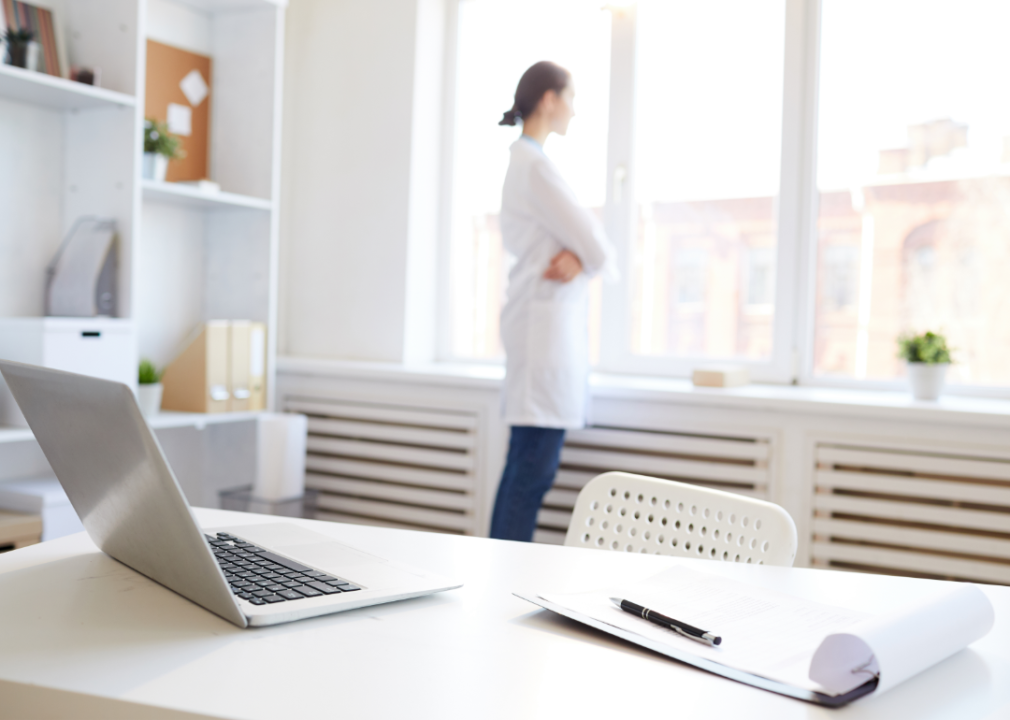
[229,321,252,412]
[161,321,230,413]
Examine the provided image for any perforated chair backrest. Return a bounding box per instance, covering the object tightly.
[564,472,797,566]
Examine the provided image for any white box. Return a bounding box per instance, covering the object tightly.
[253,413,308,502]
[0,317,136,427]
[0,477,84,541]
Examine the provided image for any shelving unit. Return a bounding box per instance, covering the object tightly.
[0,0,287,500]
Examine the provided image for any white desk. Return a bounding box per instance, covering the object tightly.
[1,508,1008,720]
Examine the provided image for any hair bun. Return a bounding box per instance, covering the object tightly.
[499,108,521,126]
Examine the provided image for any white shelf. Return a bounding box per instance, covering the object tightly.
[170,0,284,12]
[0,410,266,444]
[146,410,266,430]
[0,64,135,111]
[141,180,274,211]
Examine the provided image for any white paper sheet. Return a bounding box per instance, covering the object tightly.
[809,583,994,696]
[539,565,870,693]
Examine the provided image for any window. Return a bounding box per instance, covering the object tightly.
[448,0,610,360]
[626,0,785,366]
[813,0,1010,386]
[443,0,1010,394]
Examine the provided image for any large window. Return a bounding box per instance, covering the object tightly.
[443,0,1010,394]
[813,0,1010,387]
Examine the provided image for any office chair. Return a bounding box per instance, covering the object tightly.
[564,471,797,566]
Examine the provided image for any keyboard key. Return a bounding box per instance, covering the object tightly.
[234,542,254,548]
[308,581,341,595]
[209,540,231,547]
[247,548,267,554]
[266,584,286,592]
[337,584,361,592]
[258,552,313,573]
[293,586,322,598]
[252,590,272,598]
[254,580,273,587]
[249,598,266,605]
[239,592,254,600]
[263,595,286,603]
[277,589,305,601]
[232,581,252,588]
[304,571,327,578]
[263,573,285,580]
[216,533,236,539]
[236,571,255,578]
[281,581,302,588]
[315,575,337,582]
[324,580,344,586]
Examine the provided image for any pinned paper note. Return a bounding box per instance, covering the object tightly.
[179,69,209,107]
[166,103,192,136]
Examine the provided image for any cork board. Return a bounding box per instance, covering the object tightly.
[145,39,212,182]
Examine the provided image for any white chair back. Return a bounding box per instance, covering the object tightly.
[564,472,797,566]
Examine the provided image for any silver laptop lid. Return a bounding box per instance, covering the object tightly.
[0,360,246,627]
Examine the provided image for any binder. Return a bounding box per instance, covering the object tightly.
[249,322,267,411]
[229,321,251,412]
[161,321,230,413]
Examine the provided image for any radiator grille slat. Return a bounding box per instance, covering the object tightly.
[812,443,1010,585]
[536,425,771,544]
[288,397,480,535]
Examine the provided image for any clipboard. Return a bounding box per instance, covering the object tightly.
[515,590,878,708]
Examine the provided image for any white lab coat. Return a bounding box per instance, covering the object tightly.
[499,137,617,429]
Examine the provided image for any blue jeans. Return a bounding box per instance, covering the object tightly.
[489,426,566,542]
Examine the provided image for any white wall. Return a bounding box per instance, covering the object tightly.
[279,0,444,362]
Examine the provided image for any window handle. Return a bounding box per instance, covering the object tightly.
[612,164,627,204]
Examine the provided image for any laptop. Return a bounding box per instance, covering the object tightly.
[0,359,461,628]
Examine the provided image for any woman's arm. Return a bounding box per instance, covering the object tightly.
[527,158,618,280]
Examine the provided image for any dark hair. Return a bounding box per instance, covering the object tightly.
[499,61,571,126]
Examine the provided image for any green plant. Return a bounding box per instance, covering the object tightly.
[897,331,952,364]
[138,359,162,385]
[143,118,186,160]
[3,28,34,46]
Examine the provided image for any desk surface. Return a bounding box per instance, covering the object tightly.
[1,508,1008,720]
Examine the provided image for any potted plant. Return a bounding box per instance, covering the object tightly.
[3,28,33,69]
[897,331,952,401]
[137,359,164,417]
[142,119,185,182]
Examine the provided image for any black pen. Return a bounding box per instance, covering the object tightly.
[610,597,722,647]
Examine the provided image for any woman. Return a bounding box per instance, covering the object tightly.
[489,61,617,542]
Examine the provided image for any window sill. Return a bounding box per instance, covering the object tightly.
[277,356,1010,428]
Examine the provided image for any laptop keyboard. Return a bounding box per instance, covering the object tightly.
[206,532,362,606]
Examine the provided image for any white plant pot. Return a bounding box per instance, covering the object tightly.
[137,383,163,417]
[142,152,169,182]
[907,362,949,401]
